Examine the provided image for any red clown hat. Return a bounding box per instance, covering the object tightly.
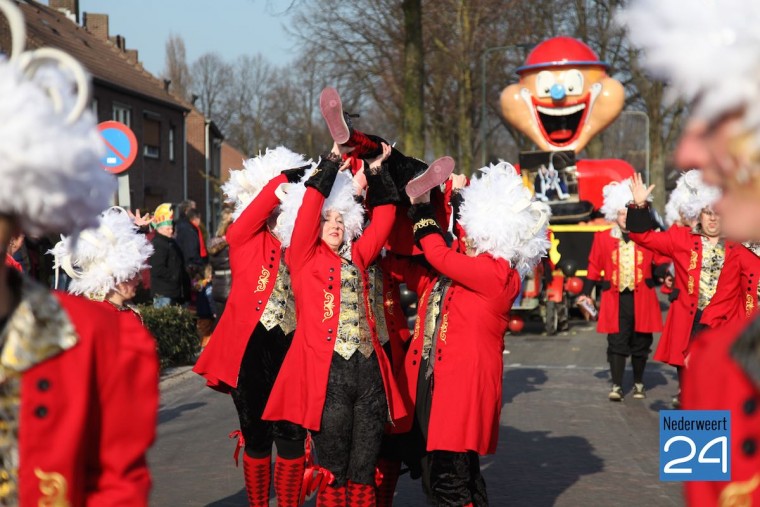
[516,37,608,74]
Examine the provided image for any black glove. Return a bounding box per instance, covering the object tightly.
[305,154,340,198]
[282,163,312,183]
[365,162,401,207]
[408,202,441,244]
[626,204,654,233]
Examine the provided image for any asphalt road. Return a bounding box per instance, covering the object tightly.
[149,317,683,506]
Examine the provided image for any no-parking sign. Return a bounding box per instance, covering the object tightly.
[98,121,138,174]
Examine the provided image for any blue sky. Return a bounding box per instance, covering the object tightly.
[44,0,298,75]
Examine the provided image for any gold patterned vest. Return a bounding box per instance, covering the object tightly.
[366,265,389,346]
[1,273,78,507]
[699,237,726,310]
[334,264,374,360]
[617,239,637,291]
[259,261,296,335]
[422,277,451,361]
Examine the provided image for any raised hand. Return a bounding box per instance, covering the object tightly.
[449,173,467,191]
[128,208,151,227]
[367,142,392,174]
[629,172,655,206]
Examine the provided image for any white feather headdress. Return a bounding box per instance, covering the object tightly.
[275,166,364,250]
[0,58,115,236]
[458,162,552,277]
[674,169,721,222]
[600,178,635,222]
[618,0,760,139]
[51,207,154,300]
[223,146,314,220]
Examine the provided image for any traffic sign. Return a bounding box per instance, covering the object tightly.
[98,120,138,174]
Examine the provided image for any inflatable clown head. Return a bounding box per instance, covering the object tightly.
[500,37,624,153]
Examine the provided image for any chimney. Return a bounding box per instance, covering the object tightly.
[163,79,172,92]
[109,34,127,51]
[125,49,139,64]
[82,13,109,40]
[50,0,80,23]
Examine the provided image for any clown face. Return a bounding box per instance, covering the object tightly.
[500,37,624,153]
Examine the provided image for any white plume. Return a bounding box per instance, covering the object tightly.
[676,169,721,221]
[600,178,634,222]
[458,162,552,277]
[0,58,115,236]
[51,207,154,300]
[222,146,314,220]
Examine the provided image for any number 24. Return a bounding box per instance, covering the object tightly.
[664,436,727,474]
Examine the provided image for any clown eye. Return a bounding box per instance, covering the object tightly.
[564,69,584,96]
[535,71,556,98]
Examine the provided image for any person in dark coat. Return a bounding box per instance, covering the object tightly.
[149,203,188,307]
[208,208,233,318]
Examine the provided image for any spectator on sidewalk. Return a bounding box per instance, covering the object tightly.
[149,203,188,307]
[208,208,233,318]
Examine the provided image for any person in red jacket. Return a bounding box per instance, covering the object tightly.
[193,147,313,507]
[0,4,157,503]
[577,179,667,401]
[263,142,405,507]
[627,172,730,407]
[404,162,551,507]
[620,0,760,504]
[700,242,760,329]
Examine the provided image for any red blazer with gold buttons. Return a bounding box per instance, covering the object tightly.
[701,243,760,329]
[397,233,520,455]
[18,293,158,507]
[193,174,288,392]
[262,187,406,431]
[683,316,760,507]
[586,229,664,334]
[628,214,736,367]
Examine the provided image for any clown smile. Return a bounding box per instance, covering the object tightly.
[535,102,588,143]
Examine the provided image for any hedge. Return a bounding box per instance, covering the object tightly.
[136,304,200,369]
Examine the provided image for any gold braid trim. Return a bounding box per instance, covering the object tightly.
[747,293,755,317]
[719,473,760,507]
[688,275,695,295]
[253,266,270,293]
[413,218,438,233]
[35,468,69,507]
[322,289,335,322]
[689,250,698,271]
[439,313,449,345]
[384,291,395,316]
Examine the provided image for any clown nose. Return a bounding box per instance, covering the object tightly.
[550,83,566,101]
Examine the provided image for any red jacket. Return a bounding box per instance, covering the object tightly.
[193,174,288,392]
[682,317,760,506]
[586,229,664,334]
[262,187,406,431]
[398,233,520,455]
[701,243,760,329]
[629,224,734,366]
[16,289,157,506]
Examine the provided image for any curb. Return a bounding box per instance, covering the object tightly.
[159,366,194,386]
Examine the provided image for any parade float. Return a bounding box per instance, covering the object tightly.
[500,36,635,333]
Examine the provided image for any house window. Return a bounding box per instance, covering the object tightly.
[168,126,176,162]
[112,103,131,127]
[143,118,160,159]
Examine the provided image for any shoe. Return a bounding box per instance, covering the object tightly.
[633,383,646,399]
[672,394,681,409]
[405,156,456,198]
[319,87,350,144]
[608,385,623,401]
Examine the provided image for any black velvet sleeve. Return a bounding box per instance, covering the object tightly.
[365,163,401,207]
[282,163,312,183]
[305,156,340,197]
[409,202,442,244]
[626,205,655,233]
[582,278,597,297]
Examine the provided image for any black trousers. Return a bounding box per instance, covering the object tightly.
[230,323,306,459]
[311,351,387,486]
[607,290,653,358]
[411,357,489,506]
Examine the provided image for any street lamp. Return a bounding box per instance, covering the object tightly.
[620,110,650,185]
[480,43,534,166]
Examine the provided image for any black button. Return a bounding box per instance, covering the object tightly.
[328,285,333,290]
[742,438,757,456]
[413,350,418,355]
[327,337,332,341]
[412,360,417,365]
[438,356,442,361]
[329,267,335,272]
[691,303,695,307]
[744,398,757,415]
[437,349,442,353]
[37,379,50,391]
[35,406,48,418]
[271,249,276,254]
[269,264,274,268]
[689,311,694,315]
[328,276,333,281]
[256,307,261,311]
[258,300,263,304]
[270,257,275,261]
[328,329,333,333]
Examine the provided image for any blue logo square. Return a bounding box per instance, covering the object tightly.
[660,410,731,481]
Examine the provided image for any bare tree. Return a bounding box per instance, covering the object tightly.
[192,53,234,131]
[162,33,193,102]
